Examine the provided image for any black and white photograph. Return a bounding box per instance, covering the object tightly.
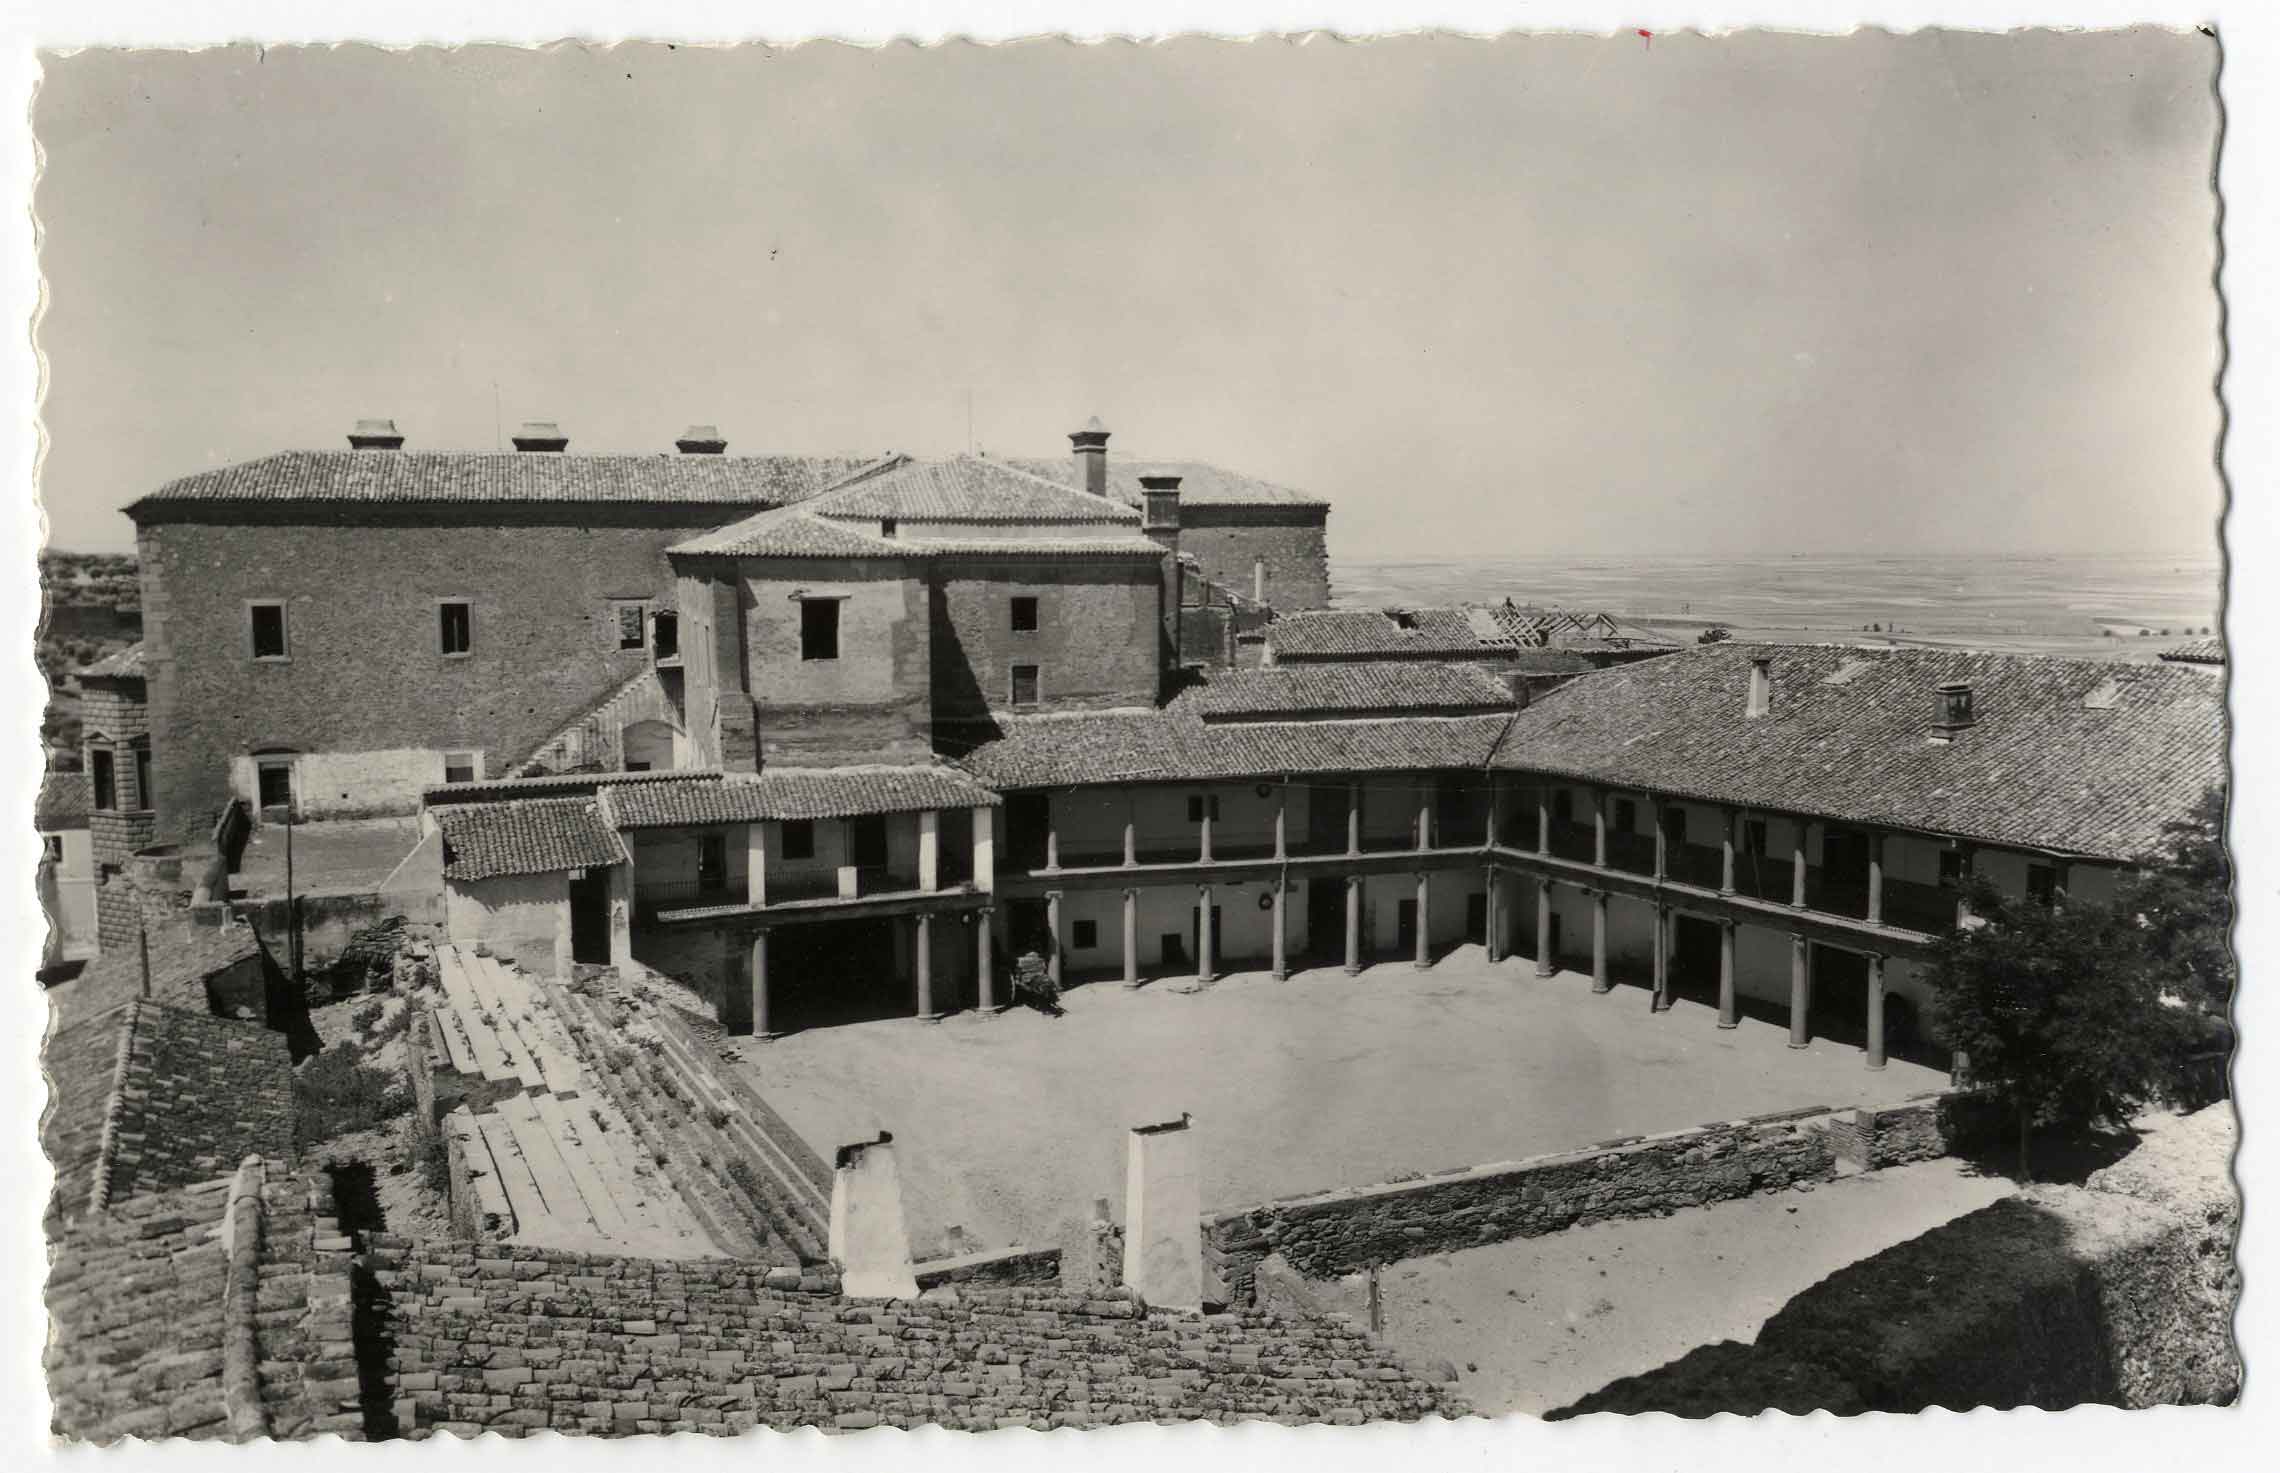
[9,7,2257,1455]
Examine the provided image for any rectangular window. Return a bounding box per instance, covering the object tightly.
[2026,864,2057,906]
[248,601,288,660]
[652,611,679,660]
[1072,919,1099,950]
[42,834,62,862]
[781,819,816,861]
[614,601,648,651]
[1010,664,1040,708]
[800,598,841,661]
[880,518,898,538]
[698,833,729,891]
[850,814,889,868]
[443,751,478,785]
[439,600,473,657]
[256,761,293,812]
[1614,798,1638,833]
[90,749,115,811]
[1010,596,1039,633]
[133,746,152,810]
[1939,849,1968,888]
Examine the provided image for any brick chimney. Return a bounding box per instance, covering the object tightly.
[1142,475,1184,674]
[676,424,727,455]
[347,418,404,450]
[1069,416,1111,497]
[1931,680,1976,741]
[511,421,569,452]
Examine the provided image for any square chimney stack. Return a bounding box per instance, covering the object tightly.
[347,418,404,450]
[1069,416,1111,497]
[511,421,569,452]
[1746,656,1772,719]
[676,424,727,455]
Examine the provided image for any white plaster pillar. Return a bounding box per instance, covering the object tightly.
[1413,872,1431,969]
[1792,824,1811,909]
[1718,920,1738,1028]
[1270,878,1288,980]
[1866,952,1888,1069]
[1720,810,1737,895]
[1591,889,1611,994]
[1197,884,1216,983]
[1123,888,1140,989]
[1122,1115,1203,1313]
[751,930,771,1038]
[1347,783,1362,856]
[915,914,936,1020]
[746,822,768,908]
[608,859,634,969]
[1866,831,1885,926]
[1651,904,1671,1010]
[918,809,940,893]
[828,1134,920,1300]
[976,910,997,1012]
[972,804,997,894]
[1046,890,1065,991]
[1535,878,1555,978]
[1483,866,1504,964]
[1789,935,1812,1047]
[1344,875,1363,975]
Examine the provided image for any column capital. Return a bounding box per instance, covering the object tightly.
[1045,888,1065,901]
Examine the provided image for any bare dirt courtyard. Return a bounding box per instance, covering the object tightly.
[731,946,1951,1255]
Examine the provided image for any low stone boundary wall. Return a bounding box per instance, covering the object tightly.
[912,1244,1064,1289]
[1202,1093,1970,1304]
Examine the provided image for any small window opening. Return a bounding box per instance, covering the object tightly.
[439,601,473,657]
[443,751,478,785]
[782,820,816,861]
[801,599,841,661]
[615,602,648,652]
[91,749,115,811]
[1010,663,1040,708]
[249,602,288,660]
[1010,596,1039,633]
[652,611,679,660]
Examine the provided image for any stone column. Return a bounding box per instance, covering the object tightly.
[1953,844,1977,928]
[1537,787,1552,855]
[1123,802,1137,868]
[1273,788,1288,861]
[746,822,768,907]
[1791,822,1810,909]
[1198,800,1214,864]
[972,803,996,893]
[751,930,771,1039]
[828,1134,920,1300]
[1046,889,1064,992]
[1347,783,1362,856]
[1866,831,1885,925]
[1413,873,1432,969]
[1484,786,1501,850]
[1044,806,1060,872]
[1122,1115,1203,1313]
[976,911,996,1012]
[1270,879,1288,980]
[608,857,635,968]
[1652,798,1668,880]
[1483,866,1504,963]
[1788,934,1811,1047]
[1651,904,1671,1010]
[1197,884,1216,983]
[1593,788,1609,867]
[1417,785,1433,852]
[1344,875,1363,975]
[1535,878,1555,977]
[918,810,940,893]
[1720,810,1737,895]
[1717,919,1738,1028]
[1123,888,1141,988]
[1591,889,1611,994]
[914,914,936,1020]
[1866,953,1888,1069]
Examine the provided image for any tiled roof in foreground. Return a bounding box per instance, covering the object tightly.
[126,449,878,514]
[956,708,1515,788]
[36,769,92,830]
[604,765,1002,828]
[2160,636,2225,666]
[1177,662,1516,721]
[77,643,146,679]
[56,916,266,1031]
[1491,643,2227,861]
[434,797,627,881]
[1267,607,1504,659]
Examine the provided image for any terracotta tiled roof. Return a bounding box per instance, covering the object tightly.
[41,1000,295,1227]
[671,503,1165,561]
[36,770,92,830]
[77,643,145,679]
[1008,455,1329,509]
[603,766,1001,828]
[955,708,1515,788]
[434,797,627,881]
[422,767,721,806]
[1178,663,1515,721]
[1489,644,2226,861]
[1266,608,1500,659]
[811,455,1141,524]
[56,918,267,1031]
[126,450,877,514]
[2160,637,2225,666]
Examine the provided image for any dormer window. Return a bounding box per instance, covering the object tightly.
[1935,681,1976,730]
[880,518,898,538]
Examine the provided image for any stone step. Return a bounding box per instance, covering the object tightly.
[470,1108,548,1226]
[443,1107,515,1236]
[531,1090,634,1239]
[435,948,517,1084]
[496,1092,599,1240]
[456,951,547,1092]
[425,1001,479,1077]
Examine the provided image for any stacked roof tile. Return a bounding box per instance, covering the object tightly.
[1491,644,2226,861]
[126,450,877,513]
[77,642,145,680]
[434,797,627,881]
[1178,663,1516,721]
[55,916,268,1030]
[603,766,1001,828]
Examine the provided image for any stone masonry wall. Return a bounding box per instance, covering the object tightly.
[1174,507,1331,612]
[370,1238,1457,1435]
[138,506,736,844]
[1205,1106,1852,1303]
[930,559,1163,720]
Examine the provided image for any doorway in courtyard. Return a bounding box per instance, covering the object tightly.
[754,918,908,1036]
[567,869,611,966]
[1305,878,1344,963]
[1671,914,1721,1008]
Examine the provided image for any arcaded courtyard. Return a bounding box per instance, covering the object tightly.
[731,947,1950,1255]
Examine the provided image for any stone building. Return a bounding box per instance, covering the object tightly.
[36,769,96,966]
[75,643,155,954]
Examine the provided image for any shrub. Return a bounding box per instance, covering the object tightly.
[294,1042,413,1150]
[349,999,385,1037]
[707,1106,732,1131]
[415,1126,451,1196]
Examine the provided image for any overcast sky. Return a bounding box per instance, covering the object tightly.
[32,29,2221,559]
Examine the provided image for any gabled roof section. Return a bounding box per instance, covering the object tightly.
[668,501,915,558]
[2160,636,2225,666]
[54,916,267,1032]
[434,797,627,882]
[1177,663,1516,721]
[603,765,1001,828]
[809,455,1143,525]
[37,770,92,830]
[955,708,1515,789]
[1267,607,1503,659]
[1008,455,1329,508]
[1489,644,2226,861]
[126,449,877,516]
[78,643,145,680]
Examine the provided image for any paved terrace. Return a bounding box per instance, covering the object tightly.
[731,947,1949,1255]
[233,816,424,897]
